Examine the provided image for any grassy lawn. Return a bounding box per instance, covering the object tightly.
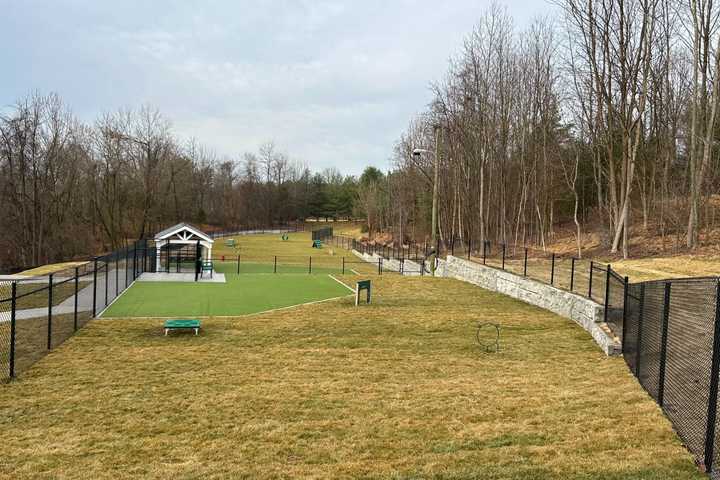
[0,274,702,479]
[16,261,89,277]
[0,312,93,377]
[214,231,350,267]
[213,231,381,276]
[609,255,720,282]
[101,273,352,318]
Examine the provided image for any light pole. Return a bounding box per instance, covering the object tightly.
[413,125,441,274]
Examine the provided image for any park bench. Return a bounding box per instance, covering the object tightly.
[225,239,235,247]
[312,240,323,248]
[164,319,201,336]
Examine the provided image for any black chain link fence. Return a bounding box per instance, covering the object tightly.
[208,223,304,239]
[622,276,720,475]
[340,236,627,330]
[0,240,149,381]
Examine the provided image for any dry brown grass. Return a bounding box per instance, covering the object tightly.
[609,255,720,282]
[17,262,89,277]
[214,231,353,266]
[0,274,702,479]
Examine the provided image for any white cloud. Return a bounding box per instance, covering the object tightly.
[0,0,557,175]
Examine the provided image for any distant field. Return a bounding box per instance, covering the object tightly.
[609,255,720,282]
[17,261,88,277]
[212,230,378,276]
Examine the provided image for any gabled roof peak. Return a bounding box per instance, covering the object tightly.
[154,223,214,243]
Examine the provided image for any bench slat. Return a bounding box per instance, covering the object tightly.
[164,319,201,328]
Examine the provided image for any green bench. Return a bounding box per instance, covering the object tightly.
[312,239,323,248]
[225,239,235,247]
[164,319,201,336]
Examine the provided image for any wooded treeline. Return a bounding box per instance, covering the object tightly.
[380,0,720,258]
[0,93,357,270]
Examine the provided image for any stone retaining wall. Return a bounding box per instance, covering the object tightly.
[438,256,619,355]
[351,250,620,356]
[351,250,425,276]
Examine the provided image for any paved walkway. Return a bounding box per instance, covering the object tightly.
[9,271,129,321]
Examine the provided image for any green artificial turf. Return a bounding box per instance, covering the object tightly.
[100,273,352,317]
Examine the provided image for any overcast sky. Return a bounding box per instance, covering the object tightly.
[1,1,556,175]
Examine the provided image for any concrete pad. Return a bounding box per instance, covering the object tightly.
[137,272,226,283]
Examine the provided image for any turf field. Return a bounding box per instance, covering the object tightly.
[101,273,351,317]
[101,232,364,317]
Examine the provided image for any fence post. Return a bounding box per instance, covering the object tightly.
[451,236,455,256]
[115,253,119,296]
[570,258,576,291]
[588,261,594,298]
[73,267,79,331]
[603,265,612,323]
[309,256,312,274]
[523,248,528,276]
[9,282,16,378]
[467,237,471,260]
[621,276,629,352]
[105,261,109,307]
[702,281,720,472]
[657,282,672,407]
[237,255,240,274]
[502,244,506,270]
[47,273,53,350]
[342,257,345,274]
[133,243,138,279]
[92,258,98,317]
[635,283,646,377]
[378,258,382,275]
[483,241,487,265]
[551,253,556,285]
[274,256,277,274]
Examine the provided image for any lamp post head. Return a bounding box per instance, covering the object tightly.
[413,148,431,157]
